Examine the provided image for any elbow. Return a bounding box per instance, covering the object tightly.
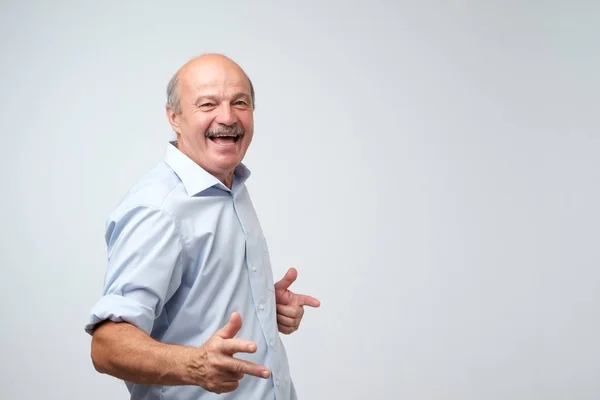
[90,337,106,374]
[91,355,106,374]
[90,326,110,374]
[92,358,105,374]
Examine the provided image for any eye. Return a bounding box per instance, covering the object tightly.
[199,103,215,108]
[233,100,249,107]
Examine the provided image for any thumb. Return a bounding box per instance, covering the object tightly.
[218,312,242,339]
[274,267,298,292]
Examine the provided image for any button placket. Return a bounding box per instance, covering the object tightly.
[236,193,285,390]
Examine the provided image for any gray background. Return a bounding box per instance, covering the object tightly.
[1,1,599,399]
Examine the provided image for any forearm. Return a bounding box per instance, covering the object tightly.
[91,321,196,386]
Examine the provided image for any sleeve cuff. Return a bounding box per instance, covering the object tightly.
[85,293,155,336]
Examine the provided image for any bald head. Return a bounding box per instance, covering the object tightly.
[164,52,255,188]
[166,54,255,114]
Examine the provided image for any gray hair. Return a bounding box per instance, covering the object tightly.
[166,71,256,114]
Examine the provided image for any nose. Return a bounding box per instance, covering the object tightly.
[215,104,237,126]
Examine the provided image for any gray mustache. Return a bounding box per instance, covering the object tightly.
[205,126,245,138]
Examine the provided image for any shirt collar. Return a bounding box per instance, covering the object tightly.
[164,140,251,196]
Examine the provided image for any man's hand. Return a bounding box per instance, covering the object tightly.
[190,312,271,394]
[274,267,320,334]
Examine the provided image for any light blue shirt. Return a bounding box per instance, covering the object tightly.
[85,141,297,400]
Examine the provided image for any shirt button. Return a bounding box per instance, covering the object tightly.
[258,303,264,310]
[276,378,280,386]
[269,339,274,347]
[251,265,257,272]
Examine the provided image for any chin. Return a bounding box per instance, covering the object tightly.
[212,158,241,173]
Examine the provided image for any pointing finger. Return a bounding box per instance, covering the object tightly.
[297,294,321,308]
[224,358,271,379]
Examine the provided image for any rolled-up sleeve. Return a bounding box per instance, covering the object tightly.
[85,205,184,336]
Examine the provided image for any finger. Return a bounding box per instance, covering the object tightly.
[296,294,321,308]
[277,313,298,327]
[218,312,243,339]
[208,380,240,394]
[223,357,271,379]
[274,267,297,292]
[278,324,296,335]
[276,304,303,319]
[220,381,240,393]
[221,338,258,355]
[220,370,245,382]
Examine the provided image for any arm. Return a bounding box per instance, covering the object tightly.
[88,205,190,383]
[91,321,196,386]
[91,314,270,393]
[87,206,269,393]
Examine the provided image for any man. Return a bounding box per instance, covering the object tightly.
[85,53,320,400]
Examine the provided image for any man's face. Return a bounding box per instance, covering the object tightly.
[167,57,254,185]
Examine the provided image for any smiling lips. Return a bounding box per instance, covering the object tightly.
[208,136,241,147]
[206,124,244,148]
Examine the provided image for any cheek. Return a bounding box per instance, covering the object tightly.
[239,114,254,134]
[188,114,212,135]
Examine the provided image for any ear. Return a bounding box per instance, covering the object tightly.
[166,105,182,135]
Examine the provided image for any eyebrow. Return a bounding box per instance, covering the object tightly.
[232,92,252,103]
[194,92,252,105]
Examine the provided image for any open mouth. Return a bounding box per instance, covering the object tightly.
[208,135,241,145]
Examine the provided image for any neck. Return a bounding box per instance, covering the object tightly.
[175,139,236,189]
[219,173,234,189]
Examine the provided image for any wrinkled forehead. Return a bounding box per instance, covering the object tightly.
[180,62,251,98]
